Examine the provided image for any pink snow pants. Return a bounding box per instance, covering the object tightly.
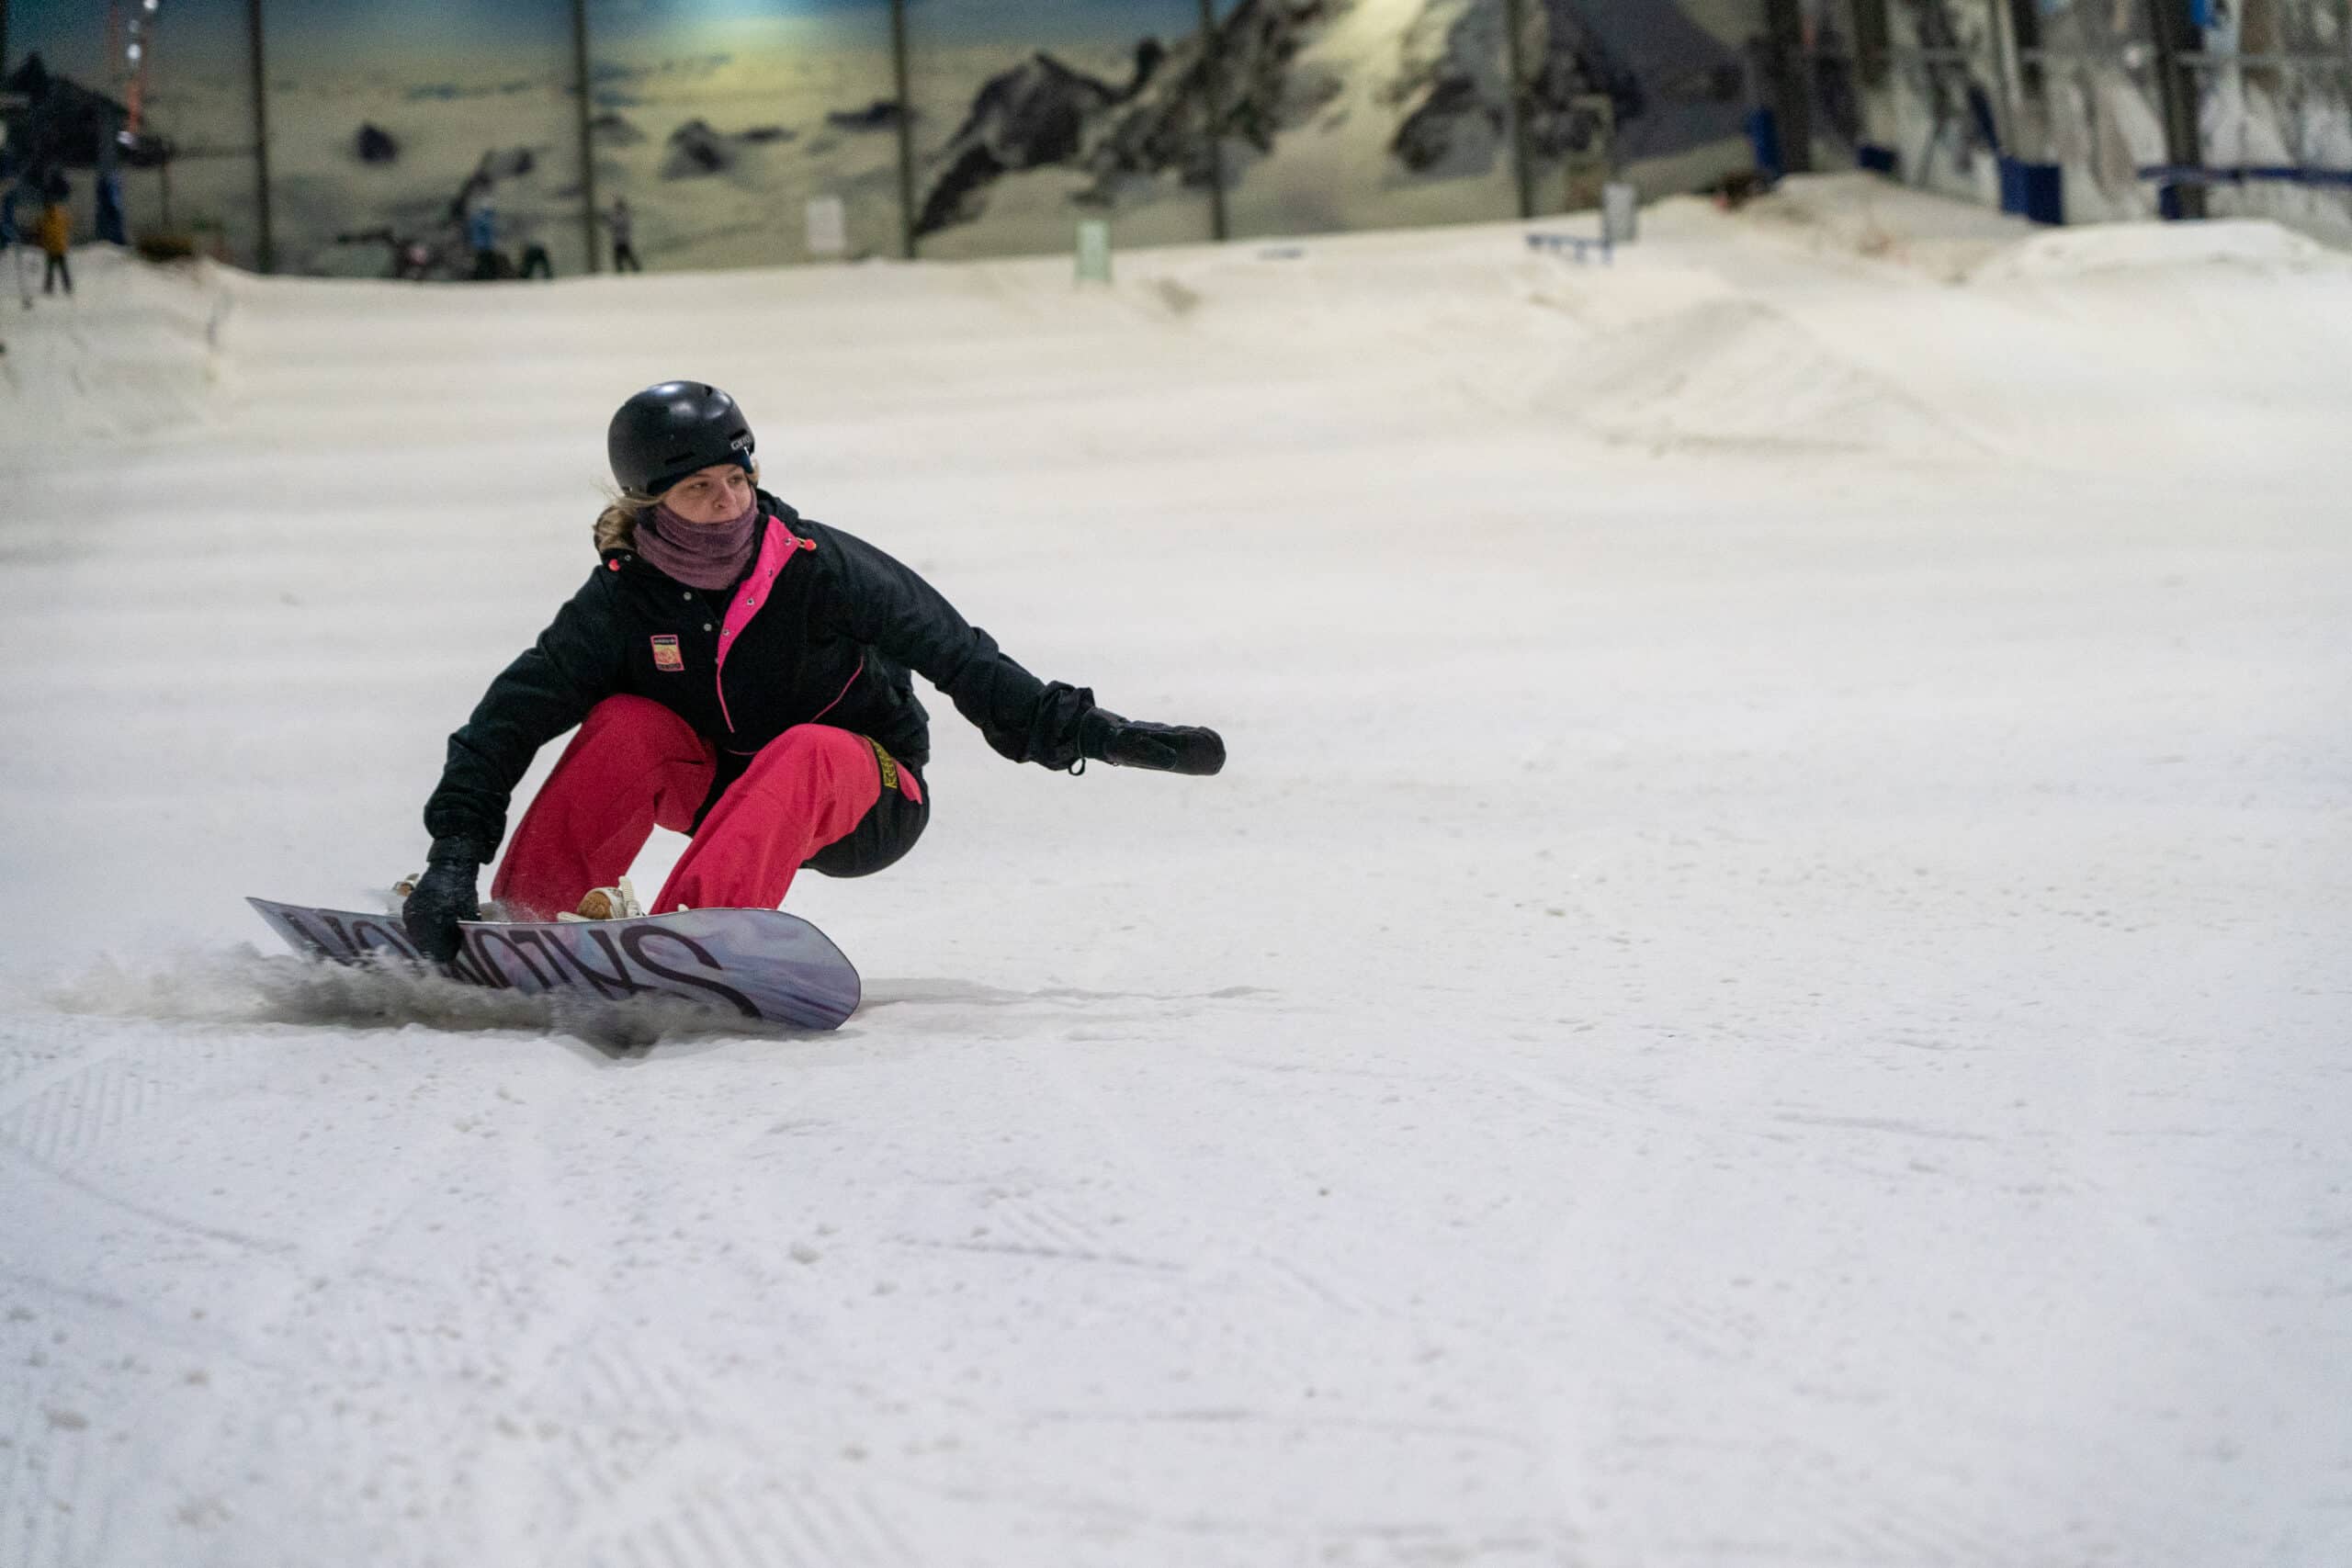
[492,694,923,919]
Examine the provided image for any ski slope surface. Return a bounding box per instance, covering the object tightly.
[2,176,2349,1566]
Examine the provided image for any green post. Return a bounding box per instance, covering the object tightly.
[1076,219,1112,283]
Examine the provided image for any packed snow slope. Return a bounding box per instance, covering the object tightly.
[2,175,2348,1566]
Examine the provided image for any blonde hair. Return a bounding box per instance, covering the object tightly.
[595,461,760,554]
[594,491,658,554]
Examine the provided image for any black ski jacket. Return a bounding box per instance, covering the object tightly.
[423,492,1094,861]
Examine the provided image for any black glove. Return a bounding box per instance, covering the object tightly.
[1079,708,1226,775]
[401,848,482,964]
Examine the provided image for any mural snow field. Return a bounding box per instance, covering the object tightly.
[2,175,2349,1565]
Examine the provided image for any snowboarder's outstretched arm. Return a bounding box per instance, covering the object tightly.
[811,525,1224,776]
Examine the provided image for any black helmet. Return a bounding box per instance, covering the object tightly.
[607,380,755,497]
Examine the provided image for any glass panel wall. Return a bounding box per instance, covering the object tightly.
[6,0,265,268]
[1519,0,1762,213]
[119,0,264,267]
[6,1,155,250]
[2191,0,2352,239]
[1881,0,2005,202]
[904,0,1215,260]
[1797,0,1873,169]
[261,0,583,278]
[1208,0,1521,239]
[584,0,899,271]
[2023,0,2167,222]
[28,0,2326,273]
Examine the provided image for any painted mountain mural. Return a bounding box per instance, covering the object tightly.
[4,0,1772,272]
[906,0,1756,245]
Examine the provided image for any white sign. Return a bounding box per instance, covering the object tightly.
[1602,182,1638,244]
[805,196,848,258]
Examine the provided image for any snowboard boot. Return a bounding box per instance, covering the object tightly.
[559,877,645,923]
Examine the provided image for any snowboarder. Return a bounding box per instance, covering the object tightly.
[400,381,1225,962]
[605,197,641,274]
[38,193,72,296]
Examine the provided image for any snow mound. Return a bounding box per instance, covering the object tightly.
[1968,218,2344,284]
[0,247,239,446]
[1719,173,2037,282]
[1543,295,1972,457]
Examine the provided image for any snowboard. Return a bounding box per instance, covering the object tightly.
[247,897,861,1031]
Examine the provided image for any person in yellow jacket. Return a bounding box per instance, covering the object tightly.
[39,197,72,297]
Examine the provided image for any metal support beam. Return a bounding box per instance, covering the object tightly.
[2147,0,2208,218]
[1194,0,1229,242]
[2004,0,2047,105]
[96,98,121,241]
[1500,0,1534,219]
[889,0,917,258]
[1762,0,1813,175]
[247,0,274,272]
[570,0,600,273]
[1850,0,1893,91]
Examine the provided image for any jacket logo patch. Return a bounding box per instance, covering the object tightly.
[650,635,684,672]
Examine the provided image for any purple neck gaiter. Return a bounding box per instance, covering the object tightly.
[637,499,759,590]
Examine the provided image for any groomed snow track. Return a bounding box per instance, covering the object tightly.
[3,177,2349,1566]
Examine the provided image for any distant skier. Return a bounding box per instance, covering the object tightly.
[401,381,1225,961]
[38,192,72,296]
[605,197,641,274]
[467,200,501,280]
[96,169,127,246]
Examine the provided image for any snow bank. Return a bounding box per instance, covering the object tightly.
[7,177,2346,478]
[0,246,241,445]
[1968,216,2346,283]
[1539,294,1981,457]
[1724,172,2039,282]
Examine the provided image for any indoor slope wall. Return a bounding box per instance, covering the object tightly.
[5,0,1778,274]
[1794,0,2351,238]
[8,0,2345,267]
